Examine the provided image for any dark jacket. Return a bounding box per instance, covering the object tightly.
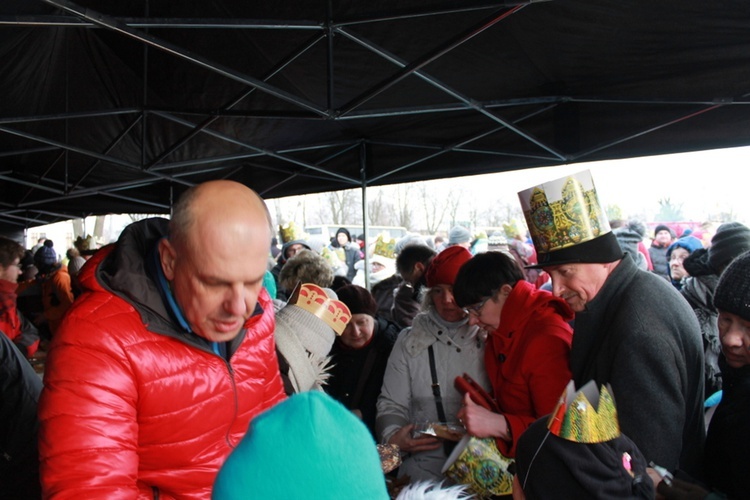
[1,332,42,499]
[325,316,400,437]
[649,241,670,280]
[705,357,750,499]
[571,254,705,475]
[370,274,401,323]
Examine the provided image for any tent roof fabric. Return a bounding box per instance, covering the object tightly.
[1,0,749,232]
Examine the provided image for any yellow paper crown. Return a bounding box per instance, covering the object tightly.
[518,170,610,254]
[374,234,396,259]
[279,221,306,244]
[546,380,620,444]
[74,234,98,253]
[288,283,351,335]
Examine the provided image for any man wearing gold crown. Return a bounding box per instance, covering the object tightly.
[38,181,286,498]
[518,171,705,477]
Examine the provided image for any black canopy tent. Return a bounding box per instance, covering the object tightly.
[1,0,749,235]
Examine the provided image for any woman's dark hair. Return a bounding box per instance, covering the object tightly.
[453,251,524,307]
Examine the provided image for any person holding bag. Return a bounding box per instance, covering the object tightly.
[453,251,574,458]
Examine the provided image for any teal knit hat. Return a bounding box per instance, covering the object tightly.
[212,392,389,500]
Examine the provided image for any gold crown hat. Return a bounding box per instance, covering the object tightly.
[517,170,623,268]
[546,380,620,444]
[74,234,99,255]
[279,221,308,244]
[373,234,397,259]
[287,283,352,335]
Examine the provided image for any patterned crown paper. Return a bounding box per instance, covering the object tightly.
[518,170,610,254]
[289,283,351,335]
[547,379,620,444]
[373,234,396,259]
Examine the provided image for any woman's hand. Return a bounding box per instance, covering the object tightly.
[457,392,511,441]
[387,424,442,453]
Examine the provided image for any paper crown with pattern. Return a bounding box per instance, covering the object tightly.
[373,234,396,259]
[279,221,307,244]
[518,170,610,254]
[288,283,351,335]
[547,379,621,444]
[74,234,100,254]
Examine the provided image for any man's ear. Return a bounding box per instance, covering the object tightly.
[414,261,425,276]
[158,238,177,281]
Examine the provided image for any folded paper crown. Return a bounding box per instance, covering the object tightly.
[547,380,620,444]
[373,234,396,259]
[288,283,351,335]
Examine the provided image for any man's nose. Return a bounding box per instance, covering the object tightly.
[551,280,564,297]
[225,284,248,316]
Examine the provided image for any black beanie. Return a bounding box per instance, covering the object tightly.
[714,249,750,322]
[336,285,377,317]
[708,222,750,274]
[654,224,675,239]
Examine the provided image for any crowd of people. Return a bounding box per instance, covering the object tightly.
[1,173,750,499]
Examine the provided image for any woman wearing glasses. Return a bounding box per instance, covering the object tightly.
[453,251,574,458]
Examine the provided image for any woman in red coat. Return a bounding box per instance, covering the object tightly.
[454,251,573,457]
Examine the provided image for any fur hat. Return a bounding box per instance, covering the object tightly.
[426,246,472,287]
[708,222,750,274]
[714,250,750,322]
[336,285,377,317]
[448,226,472,246]
[213,391,388,500]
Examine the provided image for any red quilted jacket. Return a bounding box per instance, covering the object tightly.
[38,219,285,499]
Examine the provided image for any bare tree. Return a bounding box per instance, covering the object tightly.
[392,184,414,230]
[447,188,464,228]
[320,189,361,225]
[368,188,395,226]
[420,183,449,234]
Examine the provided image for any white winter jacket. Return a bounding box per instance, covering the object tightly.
[376,308,489,482]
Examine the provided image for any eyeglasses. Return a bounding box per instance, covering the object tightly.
[462,295,493,316]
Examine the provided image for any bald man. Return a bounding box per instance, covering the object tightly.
[39,181,286,499]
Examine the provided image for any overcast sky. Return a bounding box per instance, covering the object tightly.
[435,145,750,224]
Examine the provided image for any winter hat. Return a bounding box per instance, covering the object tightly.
[654,224,675,239]
[335,227,352,243]
[213,391,389,500]
[448,225,472,246]
[34,240,58,273]
[426,245,472,287]
[714,250,750,322]
[707,222,750,274]
[613,222,645,259]
[666,237,703,261]
[67,256,86,276]
[336,285,378,317]
[394,234,427,255]
[279,239,311,263]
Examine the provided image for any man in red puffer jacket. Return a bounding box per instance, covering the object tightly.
[39,181,286,499]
